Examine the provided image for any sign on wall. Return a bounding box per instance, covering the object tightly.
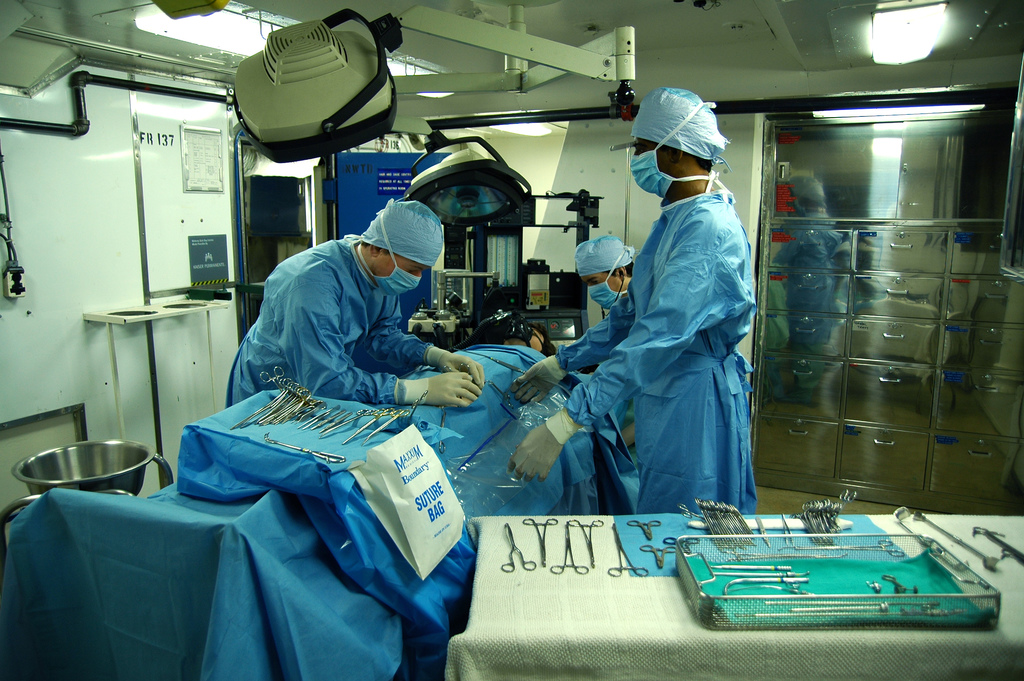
[189,234,229,286]
[181,125,224,192]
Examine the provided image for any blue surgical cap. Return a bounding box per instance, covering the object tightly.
[631,87,728,164]
[574,235,635,276]
[360,199,443,266]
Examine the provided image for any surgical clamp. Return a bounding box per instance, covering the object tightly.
[501,523,536,572]
[341,409,395,445]
[912,511,1000,572]
[523,518,558,567]
[722,576,809,595]
[263,434,346,464]
[551,521,590,575]
[627,519,661,541]
[973,527,1024,567]
[363,391,427,446]
[639,544,672,570]
[465,350,524,373]
[608,522,649,577]
[319,409,373,439]
[568,519,603,568]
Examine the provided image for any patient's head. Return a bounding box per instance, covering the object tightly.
[504,322,556,356]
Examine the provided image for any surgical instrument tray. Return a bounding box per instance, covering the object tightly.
[676,534,999,630]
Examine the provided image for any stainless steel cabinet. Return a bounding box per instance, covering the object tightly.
[754,112,1024,513]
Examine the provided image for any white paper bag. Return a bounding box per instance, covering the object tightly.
[348,425,465,579]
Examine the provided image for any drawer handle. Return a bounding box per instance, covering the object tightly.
[979,339,1002,345]
[885,288,909,296]
[983,293,1008,300]
[878,376,901,383]
[889,243,913,249]
[788,429,809,436]
[874,439,896,446]
[794,327,817,334]
[792,369,815,375]
[967,450,992,458]
[974,385,999,392]
[882,333,905,340]
[796,283,824,290]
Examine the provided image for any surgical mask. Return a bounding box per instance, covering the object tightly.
[630,101,714,198]
[589,280,623,309]
[374,215,422,295]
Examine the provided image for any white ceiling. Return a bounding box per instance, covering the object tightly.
[2,0,1022,118]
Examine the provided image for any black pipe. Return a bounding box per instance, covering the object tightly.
[0,118,79,135]
[428,87,1017,130]
[72,71,230,105]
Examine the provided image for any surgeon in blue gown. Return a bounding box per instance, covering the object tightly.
[226,199,484,408]
[509,87,758,514]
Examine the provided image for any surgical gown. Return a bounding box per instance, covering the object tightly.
[558,191,758,514]
[226,237,430,406]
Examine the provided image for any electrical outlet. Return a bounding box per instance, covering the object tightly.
[3,268,25,298]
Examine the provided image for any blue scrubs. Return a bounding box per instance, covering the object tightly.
[558,191,758,514]
[227,237,430,406]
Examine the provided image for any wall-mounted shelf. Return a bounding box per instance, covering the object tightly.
[83,300,229,325]
[83,299,230,439]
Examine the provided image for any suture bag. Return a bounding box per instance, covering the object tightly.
[349,425,465,579]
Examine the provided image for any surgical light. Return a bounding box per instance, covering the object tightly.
[871,3,947,65]
[405,131,531,226]
[136,3,295,55]
[232,10,402,163]
[812,104,984,118]
[489,123,552,136]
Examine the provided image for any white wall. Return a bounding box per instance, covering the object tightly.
[0,68,238,509]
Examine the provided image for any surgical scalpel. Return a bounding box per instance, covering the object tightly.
[263,434,346,464]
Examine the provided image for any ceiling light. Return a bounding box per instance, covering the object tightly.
[418,92,454,99]
[136,3,296,56]
[871,3,947,65]
[405,131,531,225]
[489,123,552,136]
[812,104,984,118]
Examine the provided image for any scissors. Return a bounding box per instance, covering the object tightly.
[627,519,662,541]
[501,522,537,572]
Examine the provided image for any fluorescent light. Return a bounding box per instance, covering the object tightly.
[136,3,295,56]
[872,3,947,65]
[418,92,454,99]
[489,123,552,136]
[812,104,984,118]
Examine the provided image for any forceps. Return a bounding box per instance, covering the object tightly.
[342,409,398,445]
[465,350,525,374]
[362,391,426,445]
[263,434,346,464]
[523,518,558,567]
[627,519,661,541]
[501,522,536,572]
[639,544,673,570]
[319,409,373,438]
[551,521,590,575]
[608,522,649,577]
[568,519,603,568]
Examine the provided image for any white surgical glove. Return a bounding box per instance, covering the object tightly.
[511,355,567,403]
[424,346,485,387]
[507,408,581,482]
[397,373,482,407]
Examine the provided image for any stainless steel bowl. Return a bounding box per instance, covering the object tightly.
[12,440,159,495]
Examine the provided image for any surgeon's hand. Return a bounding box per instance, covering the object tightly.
[424,347,485,387]
[511,355,566,403]
[397,373,482,407]
[507,408,581,482]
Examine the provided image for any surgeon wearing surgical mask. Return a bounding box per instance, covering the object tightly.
[509,87,758,515]
[227,199,485,408]
[575,235,635,313]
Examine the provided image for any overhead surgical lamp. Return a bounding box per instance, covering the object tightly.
[233,10,403,163]
[404,130,532,226]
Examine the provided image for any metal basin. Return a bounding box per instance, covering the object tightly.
[12,440,161,496]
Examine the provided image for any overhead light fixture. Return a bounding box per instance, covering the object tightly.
[489,123,552,137]
[812,104,984,118]
[405,131,532,226]
[233,10,403,163]
[136,2,296,55]
[871,3,947,65]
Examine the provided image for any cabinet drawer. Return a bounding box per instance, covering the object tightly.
[757,416,838,477]
[951,231,1004,275]
[853,275,943,319]
[840,425,929,489]
[767,228,852,271]
[845,363,934,428]
[947,278,1024,323]
[767,272,849,314]
[936,370,1024,438]
[850,319,939,364]
[930,434,1024,504]
[759,356,844,419]
[855,230,948,273]
[763,314,846,356]
[942,325,1024,373]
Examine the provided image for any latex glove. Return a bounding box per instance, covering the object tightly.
[397,373,482,407]
[511,355,566,403]
[507,408,581,482]
[424,346,485,387]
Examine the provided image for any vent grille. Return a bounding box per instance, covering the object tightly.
[262,21,348,85]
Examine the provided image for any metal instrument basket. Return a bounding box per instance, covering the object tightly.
[675,534,1000,630]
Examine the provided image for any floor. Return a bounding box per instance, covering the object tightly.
[755,485,899,516]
